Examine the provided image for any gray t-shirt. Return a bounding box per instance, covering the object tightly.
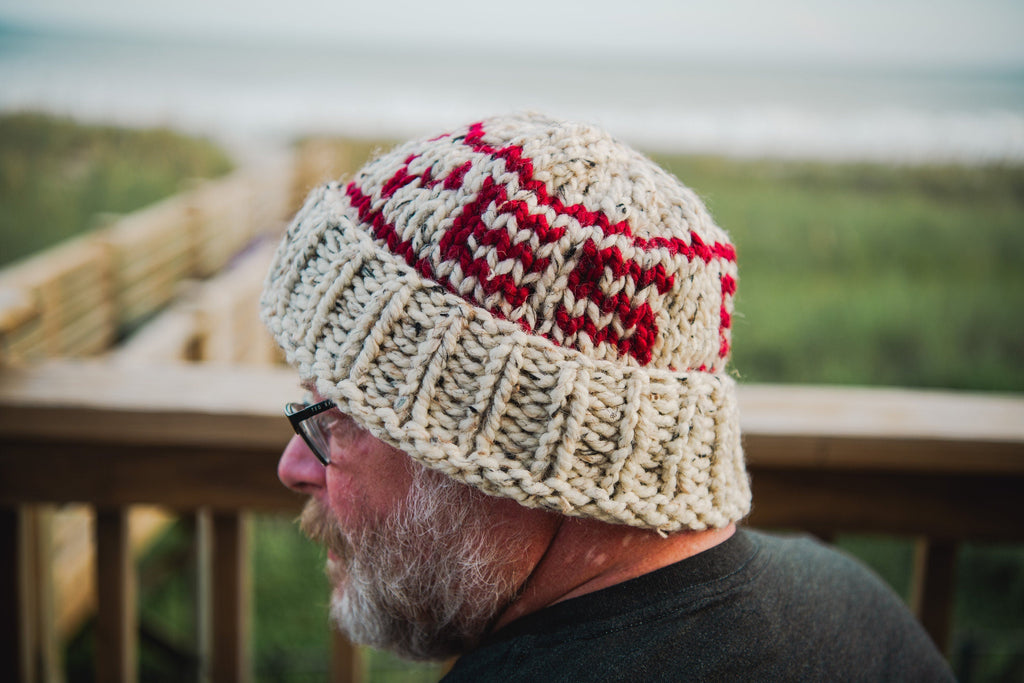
[443,529,954,682]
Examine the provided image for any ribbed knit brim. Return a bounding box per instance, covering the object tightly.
[261,114,750,532]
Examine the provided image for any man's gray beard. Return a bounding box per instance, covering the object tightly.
[299,466,529,661]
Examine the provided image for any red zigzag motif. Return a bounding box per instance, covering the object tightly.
[345,122,736,366]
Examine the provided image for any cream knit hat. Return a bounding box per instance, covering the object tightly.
[261,113,750,532]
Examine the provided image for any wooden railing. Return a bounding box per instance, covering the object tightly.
[0,151,295,677]
[0,154,293,366]
[1,360,1022,682]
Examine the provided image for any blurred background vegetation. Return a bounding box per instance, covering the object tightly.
[652,153,1024,392]
[0,112,233,268]
[3,112,1022,682]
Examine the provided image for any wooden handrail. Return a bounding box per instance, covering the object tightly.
[1,360,1022,519]
[2,360,1023,680]
[0,156,293,367]
[740,383,1024,472]
[3,360,1022,466]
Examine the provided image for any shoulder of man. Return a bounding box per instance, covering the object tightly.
[443,529,955,683]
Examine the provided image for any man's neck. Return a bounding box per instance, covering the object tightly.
[494,519,736,631]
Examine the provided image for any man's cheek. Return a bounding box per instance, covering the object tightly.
[326,467,402,535]
[325,471,373,532]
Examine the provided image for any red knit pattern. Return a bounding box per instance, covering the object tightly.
[344,122,737,367]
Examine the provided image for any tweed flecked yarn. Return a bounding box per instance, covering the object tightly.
[261,113,750,532]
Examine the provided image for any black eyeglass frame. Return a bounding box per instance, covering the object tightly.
[285,399,337,466]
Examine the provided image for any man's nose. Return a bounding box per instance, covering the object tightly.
[278,435,327,494]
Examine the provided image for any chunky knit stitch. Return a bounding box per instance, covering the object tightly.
[261,113,750,532]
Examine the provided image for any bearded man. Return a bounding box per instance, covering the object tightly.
[261,113,953,681]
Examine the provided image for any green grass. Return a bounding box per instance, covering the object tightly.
[0,111,233,267]
[649,153,1024,392]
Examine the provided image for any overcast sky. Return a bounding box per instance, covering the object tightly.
[2,0,1022,69]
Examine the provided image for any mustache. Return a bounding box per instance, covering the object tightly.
[299,498,352,561]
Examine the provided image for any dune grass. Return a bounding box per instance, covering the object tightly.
[649,153,1024,392]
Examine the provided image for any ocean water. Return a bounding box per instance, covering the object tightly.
[2,27,1023,163]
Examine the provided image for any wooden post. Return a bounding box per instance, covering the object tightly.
[30,506,62,683]
[330,629,361,683]
[911,538,959,654]
[95,507,137,683]
[193,510,212,683]
[1,506,34,683]
[211,511,250,683]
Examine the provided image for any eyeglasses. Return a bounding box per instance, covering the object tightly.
[285,399,337,466]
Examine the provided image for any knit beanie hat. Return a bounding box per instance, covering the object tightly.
[261,113,750,532]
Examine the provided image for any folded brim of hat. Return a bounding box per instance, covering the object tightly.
[261,183,750,532]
